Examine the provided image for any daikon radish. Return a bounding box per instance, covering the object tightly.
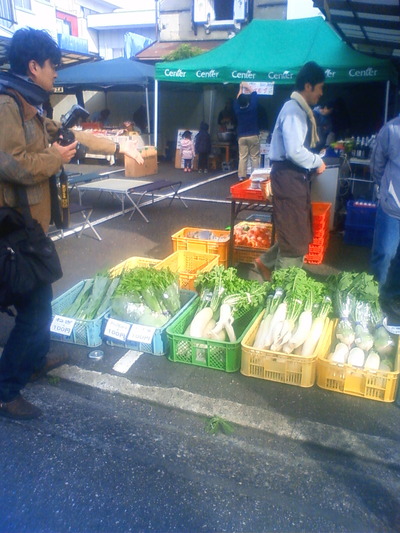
[253,313,272,348]
[301,316,325,356]
[283,310,313,354]
[265,302,287,348]
[189,307,213,337]
[209,303,236,342]
[203,318,216,338]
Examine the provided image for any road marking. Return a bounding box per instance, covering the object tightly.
[50,364,400,466]
[113,350,142,373]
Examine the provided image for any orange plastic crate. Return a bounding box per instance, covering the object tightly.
[230,179,265,201]
[311,202,331,230]
[234,246,269,264]
[304,249,326,265]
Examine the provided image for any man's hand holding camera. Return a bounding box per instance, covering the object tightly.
[53,139,78,164]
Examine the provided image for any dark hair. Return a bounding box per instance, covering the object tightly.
[199,121,209,131]
[8,27,62,75]
[294,61,325,91]
[322,100,335,110]
[238,94,249,108]
[182,130,192,139]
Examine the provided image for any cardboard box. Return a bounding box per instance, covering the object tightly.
[125,146,158,178]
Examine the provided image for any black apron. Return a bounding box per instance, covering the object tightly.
[270,160,313,258]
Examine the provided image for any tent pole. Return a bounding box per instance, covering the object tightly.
[145,85,150,141]
[154,80,159,148]
[384,80,389,124]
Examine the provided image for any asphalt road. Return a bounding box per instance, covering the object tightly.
[1,161,399,532]
[0,380,399,533]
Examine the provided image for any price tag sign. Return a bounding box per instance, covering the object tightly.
[127,324,156,345]
[247,82,275,95]
[104,318,131,342]
[50,315,76,337]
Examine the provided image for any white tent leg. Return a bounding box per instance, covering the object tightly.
[154,80,159,148]
[145,85,150,140]
[384,80,390,124]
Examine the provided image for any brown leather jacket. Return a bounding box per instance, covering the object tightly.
[0,90,116,232]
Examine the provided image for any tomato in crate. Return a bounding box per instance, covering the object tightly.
[234,221,272,249]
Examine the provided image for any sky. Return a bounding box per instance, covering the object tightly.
[287,0,322,19]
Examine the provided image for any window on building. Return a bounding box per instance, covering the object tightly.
[214,0,234,20]
[57,18,72,36]
[15,0,32,10]
[193,0,247,25]
[0,0,16,26]
[112,48,124,59]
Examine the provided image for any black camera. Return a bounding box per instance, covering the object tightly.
[57,104,90,162]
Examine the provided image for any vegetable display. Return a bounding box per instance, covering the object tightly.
[252,267,332,356]
[110,266,181,327]
[234,222,272,249]
[326,271,397,371]
[186,265,269,342]
[62,272,120,320]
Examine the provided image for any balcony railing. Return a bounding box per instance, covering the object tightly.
[57,33,88,54]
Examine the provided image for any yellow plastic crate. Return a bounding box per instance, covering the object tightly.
[241,312,333,388]
[155,250,220,291]
[109,256,160,277]
[171,227,230,267]
[317,321,400,402]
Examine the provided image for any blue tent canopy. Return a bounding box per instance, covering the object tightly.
[55,57,155,91]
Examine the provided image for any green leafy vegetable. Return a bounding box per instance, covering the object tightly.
[204,416,235,436]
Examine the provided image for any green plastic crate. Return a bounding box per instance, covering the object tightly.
[166,300,260,372]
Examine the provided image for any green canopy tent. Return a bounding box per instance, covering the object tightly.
[154,17,397,146]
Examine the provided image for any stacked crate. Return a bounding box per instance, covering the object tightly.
[304,202,331,265]
[344,200,377,247]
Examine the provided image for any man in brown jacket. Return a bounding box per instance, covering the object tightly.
[0,28,142,420]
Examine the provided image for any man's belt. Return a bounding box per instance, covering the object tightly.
[270,160,311,175]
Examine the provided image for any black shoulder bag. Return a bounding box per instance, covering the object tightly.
[0,186,63,308]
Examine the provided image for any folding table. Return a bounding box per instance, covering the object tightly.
[77,177,187,223]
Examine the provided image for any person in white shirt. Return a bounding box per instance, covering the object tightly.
[255,61,326,280]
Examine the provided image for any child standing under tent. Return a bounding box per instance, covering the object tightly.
[195,122,212,173]
[180,130,195,172]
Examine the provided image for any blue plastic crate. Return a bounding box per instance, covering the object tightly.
[51,279,107,347]
[104,289,198,355]
[344,224,375,247]
[345,201,377,227]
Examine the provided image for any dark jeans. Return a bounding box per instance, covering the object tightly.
[370,205,400,300]
[198,153,208,171]
[183,159,192,169]
[0,283,53,402]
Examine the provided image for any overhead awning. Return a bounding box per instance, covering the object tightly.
[313,1,400,62]
[136,40,225,62]
[155,18,397,85]
[54,57,154,91]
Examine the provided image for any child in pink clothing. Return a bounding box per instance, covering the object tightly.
[180,130,195,172]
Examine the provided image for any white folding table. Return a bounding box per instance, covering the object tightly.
[77,177,187,223]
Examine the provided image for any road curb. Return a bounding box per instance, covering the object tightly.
[51,364,400,466]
